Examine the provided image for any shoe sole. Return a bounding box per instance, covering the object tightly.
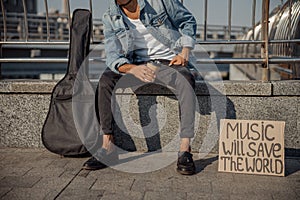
[176,168,195,175]
[82,165,108,170]
[82,159,119,171]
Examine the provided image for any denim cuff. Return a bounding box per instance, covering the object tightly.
[181,35,196,49]
[110,57,130,74]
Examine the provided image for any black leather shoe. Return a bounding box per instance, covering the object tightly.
[82,156,107,170]
[177,151,196,175]
[82,148,118,170]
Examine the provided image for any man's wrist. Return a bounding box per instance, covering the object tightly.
[182,47,191,53]
[118,64,136,73]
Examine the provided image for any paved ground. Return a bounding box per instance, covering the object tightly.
[0,148,299,200]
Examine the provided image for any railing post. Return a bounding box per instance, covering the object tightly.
[227,0,232,40]
[21,0,29,41]
[89,0,94,43]
[0,41,2,79]
[252,0,256,40]
[261,0,270,81]
[1,0,7,42]
[0,0,5,79]
[67,0,71,41]
[44,0,50,42]
[203,0,208,41]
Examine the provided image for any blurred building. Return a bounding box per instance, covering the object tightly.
[1,0,37,14]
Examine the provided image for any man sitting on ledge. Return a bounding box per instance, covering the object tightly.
[83,0,197,175]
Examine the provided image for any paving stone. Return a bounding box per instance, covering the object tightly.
[130,179,173,192]
[187,192,230,200]
[0,188,12,198]
[25,167,66,178]
[86,167,117,180]
[172,178,212,193]
[0,166,32,178]
[0,148,299,199]
[95,169,174,182]
[272,190,299,200]
[91,178,135,192]
[196,157,219,172]
[32,177,79,200]
[67,176,96,190]
[0,176,41,188]
[47,159,70,168]
[22,157,57,169]
[144,191,186,200]
[101,191,144,200]
[37,151,61,159]
[113,162,181,180]
[56,188,104,200]
[169,172,200,183]
[211,180,232,194]
[230,178,296,196]
[14,148,47,153]
[59,167,82,179]
[1,188,50,200]
[293,181,300,197]
[196,171,234,183]
[43,189,61,200]
[0,148,17,153]
[77,169,92,178]
[63,157,88,169]
[186,192,211,200]
[232,173,288,183]
[0,152,42,167]
[32,177,71,190]
[230,193,272,200]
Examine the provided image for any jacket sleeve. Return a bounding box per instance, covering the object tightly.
[102,13,130,73]
[162,0,197,49]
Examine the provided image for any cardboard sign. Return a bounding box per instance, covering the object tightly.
[218,119,285,176]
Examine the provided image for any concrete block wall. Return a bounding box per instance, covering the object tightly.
[0,80,299,156]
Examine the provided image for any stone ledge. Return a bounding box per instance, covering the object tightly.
[0,80,57,94]
[0,80,299,154]
[197,81,272,96]
[272,80,300,96]
[1,80,296,96]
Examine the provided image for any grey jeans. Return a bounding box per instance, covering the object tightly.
[97,62,196,138]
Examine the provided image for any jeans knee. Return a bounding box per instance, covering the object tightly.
[98,69,120,90]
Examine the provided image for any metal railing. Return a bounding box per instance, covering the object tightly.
[0,0,300,81]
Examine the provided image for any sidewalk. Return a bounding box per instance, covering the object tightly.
[0,148,299,200]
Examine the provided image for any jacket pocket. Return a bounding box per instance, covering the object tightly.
[150,12,168,27]
[115,28,129,55]
[115,28,127,39]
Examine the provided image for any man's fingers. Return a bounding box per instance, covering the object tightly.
[170,55,188,66]
[140,70,155,82]
[169,59,175,66]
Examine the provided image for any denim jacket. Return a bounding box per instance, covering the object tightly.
[103,0,197,73]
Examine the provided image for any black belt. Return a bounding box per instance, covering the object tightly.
[150,59,171,66]
[135,59,170,66]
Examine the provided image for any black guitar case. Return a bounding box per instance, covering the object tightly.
[42,9,99,156]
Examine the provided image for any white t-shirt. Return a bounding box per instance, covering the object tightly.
[122,14,176,63]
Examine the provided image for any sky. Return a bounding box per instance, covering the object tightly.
[37,0,287,27]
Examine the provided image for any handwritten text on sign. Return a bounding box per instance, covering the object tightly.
[218,119,285,176]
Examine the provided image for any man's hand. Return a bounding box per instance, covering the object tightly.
[119,64,155,82]
[128,65,156,82]
[169,47,191,66]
